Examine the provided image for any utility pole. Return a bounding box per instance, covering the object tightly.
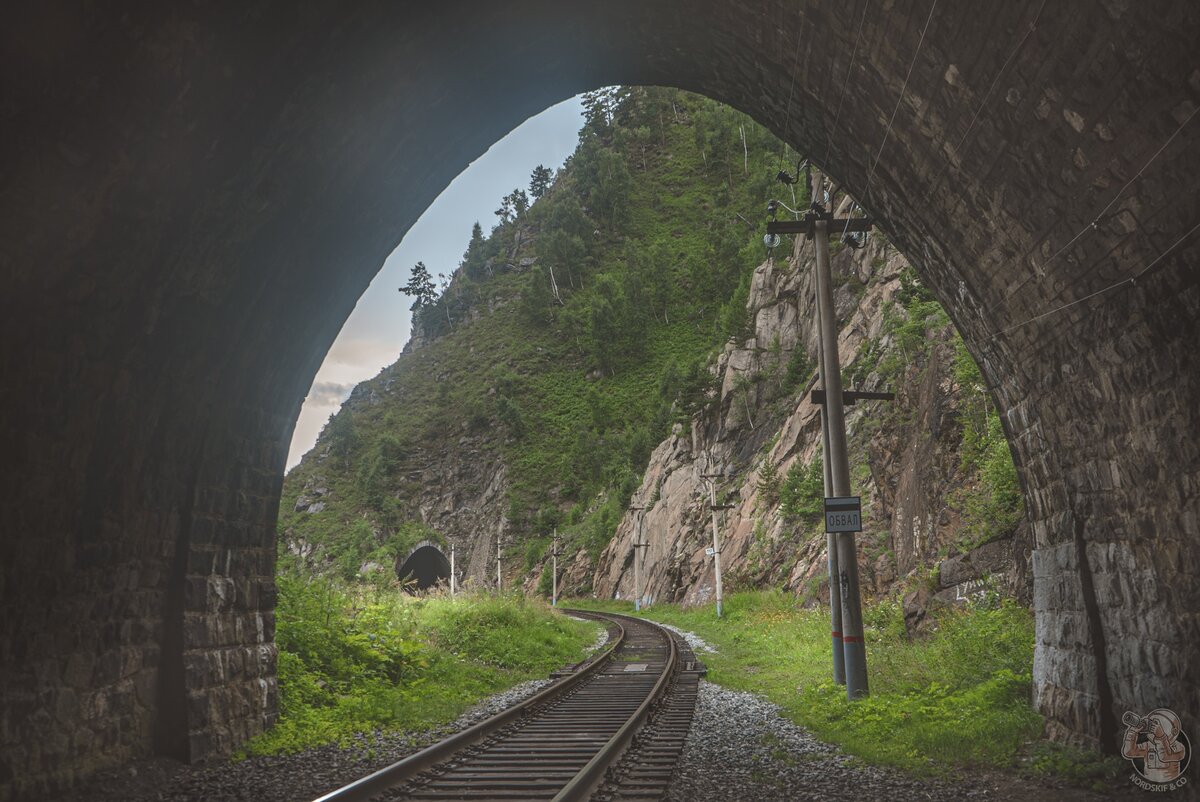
[766,170,876,699]
[450,541,457,598]
[813,240,845,686]
[813,214,868,697]
[551,530,560,607]
[635,512,649,611]
[629,506,646,611]
[819,404,845,685]
[496,533,503,592]
[701,458,735,618]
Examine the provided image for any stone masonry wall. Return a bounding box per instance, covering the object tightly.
[1,1,1197,797]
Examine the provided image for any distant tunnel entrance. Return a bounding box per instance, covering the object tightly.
[396,541,451,591]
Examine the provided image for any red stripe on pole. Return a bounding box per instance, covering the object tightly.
[843,635,865,643]
[831,631,842,638]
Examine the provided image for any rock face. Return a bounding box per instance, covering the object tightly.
[2,3,1198,797]
[592,225,1032,616]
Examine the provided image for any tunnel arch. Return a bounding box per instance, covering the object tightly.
[2,1,1198,796]
[396,541,452,592]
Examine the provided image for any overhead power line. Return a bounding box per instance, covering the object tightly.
[985,100,1200,320]
[864,0,939,207]
[822,0,870,170]
[927,0,1047,195]
[988,216,1200,341]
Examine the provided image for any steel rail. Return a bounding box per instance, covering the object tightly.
[310,613,628,802]
[551,609,678,802]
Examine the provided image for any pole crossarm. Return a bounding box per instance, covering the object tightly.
[810,389,895,405]
[767,214,873,238]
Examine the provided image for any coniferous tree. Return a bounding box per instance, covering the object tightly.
[400,261,436,311]
[462,222,488,280]
[510,188,529,217]
[495,195,514,224]
[529,165,553,199]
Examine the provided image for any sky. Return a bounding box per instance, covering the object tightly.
[286,95,586,470]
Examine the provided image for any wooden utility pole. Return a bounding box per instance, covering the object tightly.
[450,541,457,597]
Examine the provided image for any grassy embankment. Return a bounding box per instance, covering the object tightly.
[570,591,1043,775]
[242,576,601,756]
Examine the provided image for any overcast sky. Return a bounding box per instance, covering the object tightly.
[286,95,586,470]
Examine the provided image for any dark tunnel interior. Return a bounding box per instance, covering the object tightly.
[396,545,452,591]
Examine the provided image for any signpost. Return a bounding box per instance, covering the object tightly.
[824,496,863,533]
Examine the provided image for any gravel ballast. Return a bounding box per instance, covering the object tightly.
[664,679,1116,801]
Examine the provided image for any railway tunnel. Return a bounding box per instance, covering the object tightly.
[396,541,452,592]
[1,1,1198,797]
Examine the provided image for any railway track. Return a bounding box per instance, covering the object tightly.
[312,610,703,802]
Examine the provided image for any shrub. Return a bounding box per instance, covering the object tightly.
[779,458,823,522]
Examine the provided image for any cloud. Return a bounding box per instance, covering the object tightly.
[325,337,401,370]
[305,381,355,407]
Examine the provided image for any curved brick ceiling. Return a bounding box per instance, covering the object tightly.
[1,1,1197,797]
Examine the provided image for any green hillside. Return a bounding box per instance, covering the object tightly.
[280,87,803,576]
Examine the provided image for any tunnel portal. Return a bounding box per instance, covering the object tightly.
[2,1,1199,799]
[396,541,452,591]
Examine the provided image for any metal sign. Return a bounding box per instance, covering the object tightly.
[824,496,862,533]
[705,547,716,557]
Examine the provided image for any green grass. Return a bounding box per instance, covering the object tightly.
[568,591,1042,776]
[1023,741,1125,791]
[241,576,601,756]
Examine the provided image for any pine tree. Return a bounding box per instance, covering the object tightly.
[462,222,487,279]
[400,261,436,311]
[529,165,553,199]
[510,188,529,217]
[756,460,781,506]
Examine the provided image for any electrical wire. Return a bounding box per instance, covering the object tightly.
[777,1,809,172]
[984,100,1200,318]
[770,198,807,217]
[927,0,1046,195]
[864,0,939,207]
[988,216,1200,341]
[822,0,870,170]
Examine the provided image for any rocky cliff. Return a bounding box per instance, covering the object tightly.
[585,202,1031,616]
